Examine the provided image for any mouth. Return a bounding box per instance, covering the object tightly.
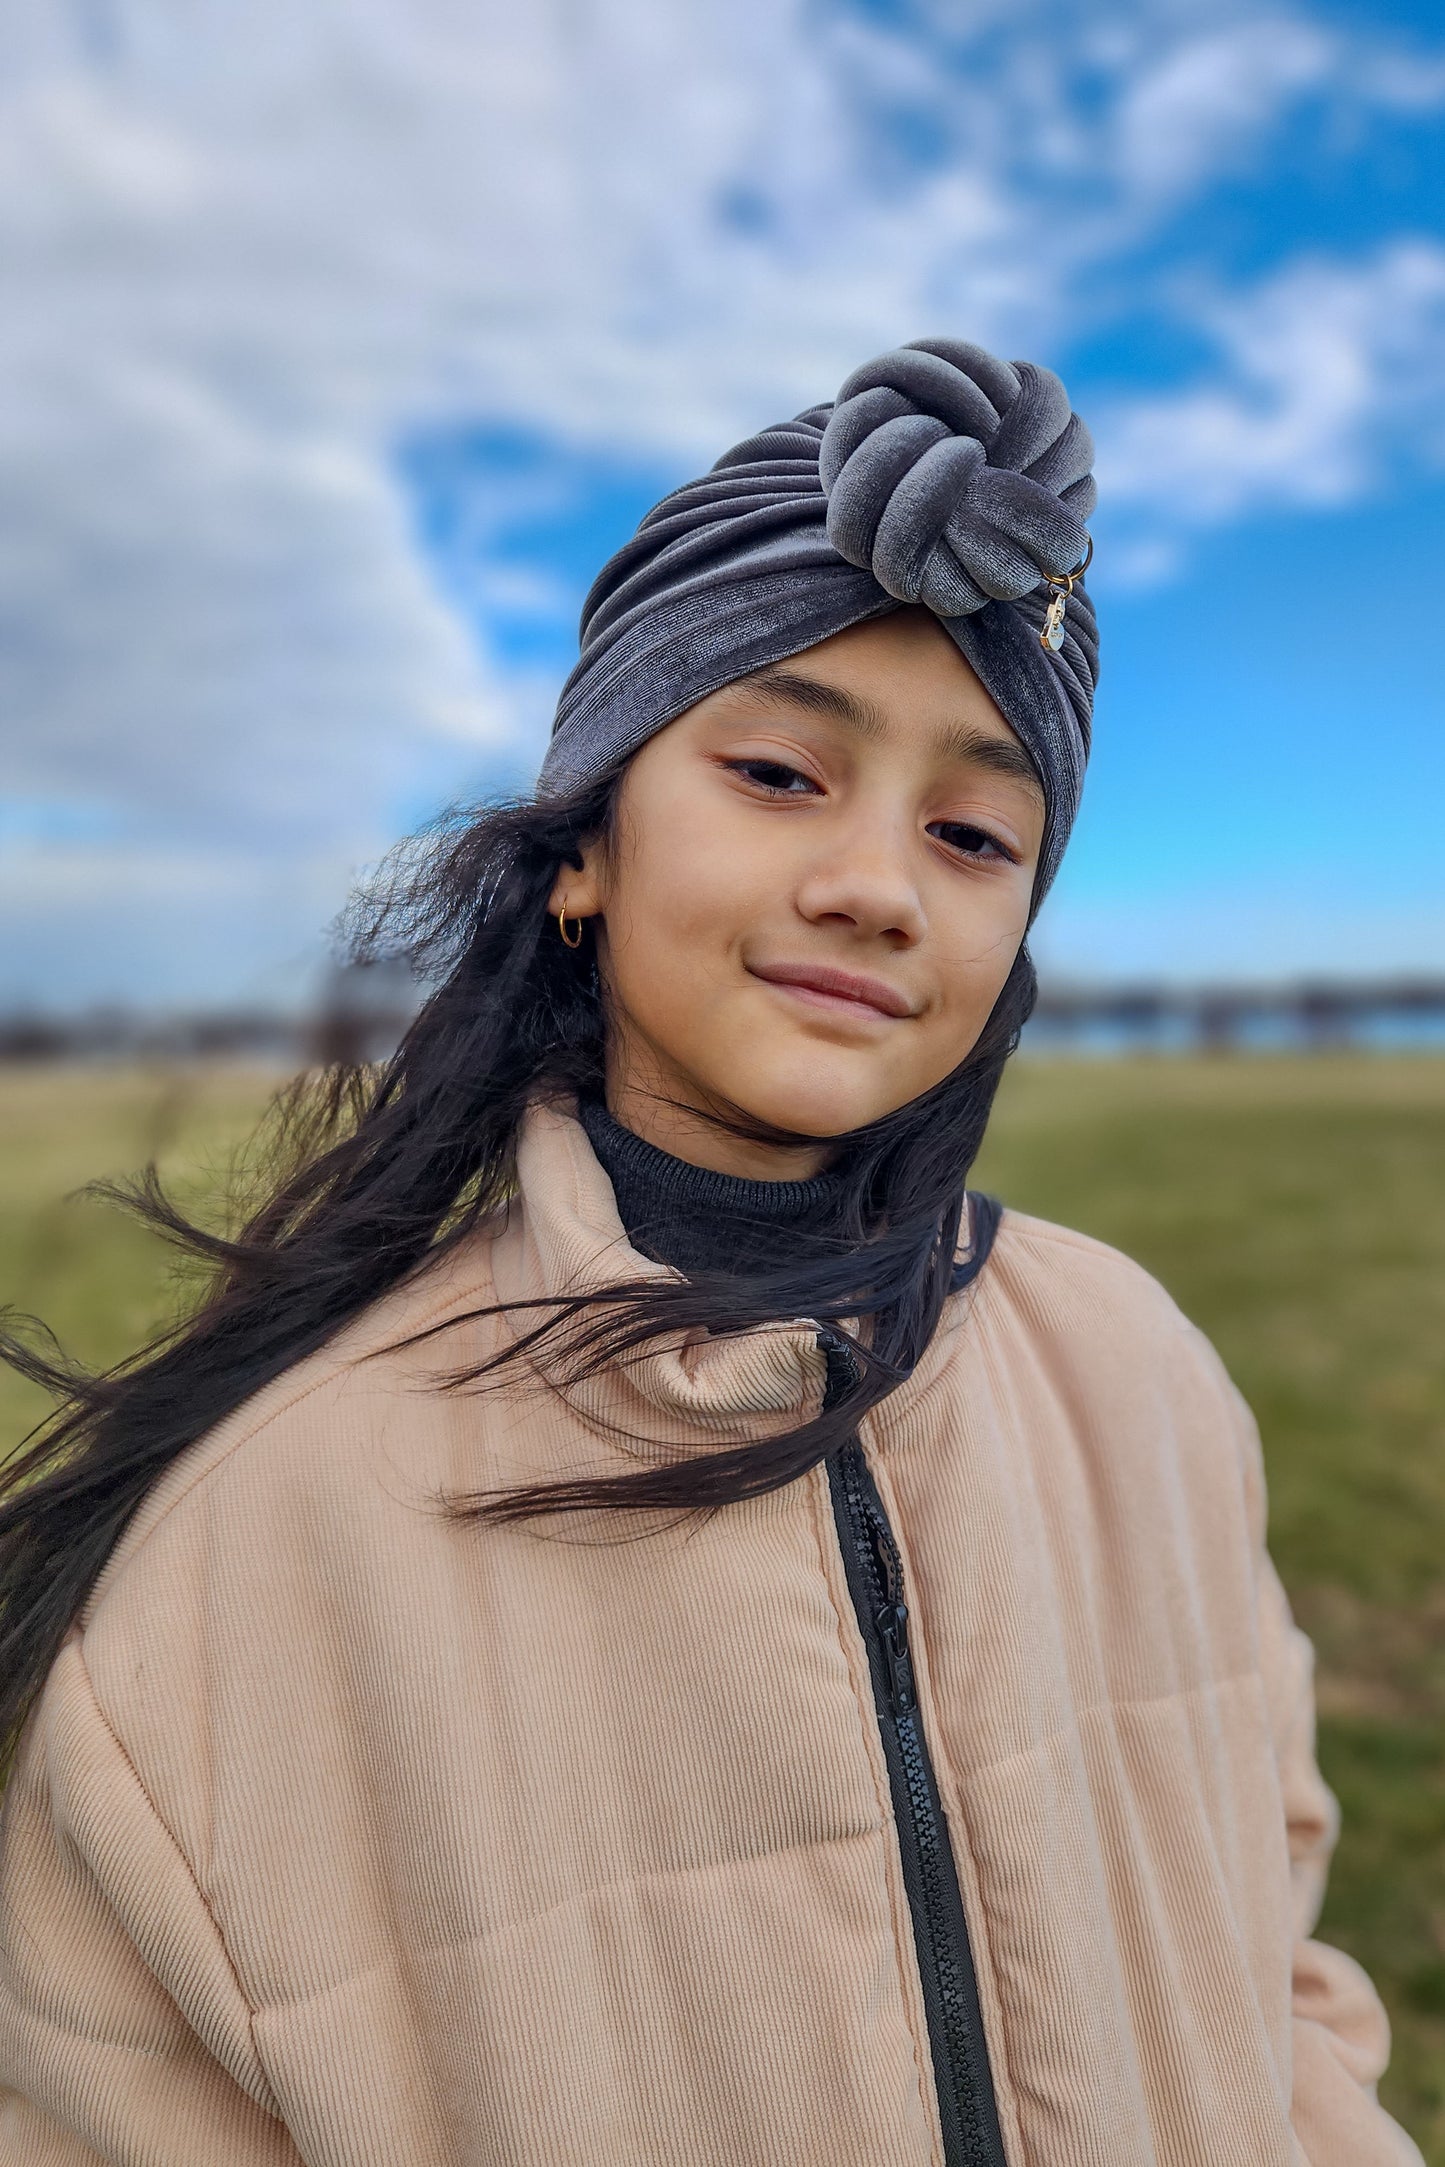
[746,960,916,1021]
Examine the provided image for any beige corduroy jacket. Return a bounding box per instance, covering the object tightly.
[0,1099,1422,2166]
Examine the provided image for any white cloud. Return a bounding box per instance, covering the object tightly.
[0,0,1442,1000]
[1096,240,1445,535]
[1111,20,1335,196]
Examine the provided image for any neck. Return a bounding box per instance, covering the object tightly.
[604,1046,836,1182]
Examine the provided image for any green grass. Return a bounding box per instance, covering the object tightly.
[2,1056,1443,2154]
[0,1065,281,1448]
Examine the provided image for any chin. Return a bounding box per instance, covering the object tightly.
[716,1059,904,1141]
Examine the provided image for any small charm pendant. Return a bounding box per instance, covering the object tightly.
[1039,536,1092,656]
[1041,586,1068,652]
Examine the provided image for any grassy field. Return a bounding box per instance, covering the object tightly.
[1,1056,1443,2153]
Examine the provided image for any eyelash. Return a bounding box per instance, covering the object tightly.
[721,758,1019,866]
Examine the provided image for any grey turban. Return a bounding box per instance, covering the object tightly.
[537,336,1099,905]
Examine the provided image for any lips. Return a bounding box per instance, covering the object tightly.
[746,960,916,1019]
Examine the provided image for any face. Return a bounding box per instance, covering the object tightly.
[549,606,1046,1176]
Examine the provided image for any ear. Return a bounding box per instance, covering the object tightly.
[545,829,609,923]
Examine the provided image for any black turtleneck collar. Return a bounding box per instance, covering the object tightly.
[576,1094,850,1280]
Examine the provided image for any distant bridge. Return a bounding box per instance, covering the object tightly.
[2,973,1443,1063]
[1028,976,1445,1053]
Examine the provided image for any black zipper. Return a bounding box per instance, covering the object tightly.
[820,1339,1007,2167]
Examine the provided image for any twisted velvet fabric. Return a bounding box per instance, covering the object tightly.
[538,336,1099,905]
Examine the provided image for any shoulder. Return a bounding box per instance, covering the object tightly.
[972,1203,1244,1418]
[984,1203,1188,1327]
[82,1217,507,1631]
[943,1208,1270,1552]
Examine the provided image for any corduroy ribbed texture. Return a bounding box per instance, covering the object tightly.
[0,1100,1423,2165]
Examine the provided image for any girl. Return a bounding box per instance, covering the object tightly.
[0,339,1421,2165]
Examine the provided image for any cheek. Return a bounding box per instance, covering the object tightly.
[907,885,1029,1073]
[932,893,1030,1001]
[602,793,767,1016]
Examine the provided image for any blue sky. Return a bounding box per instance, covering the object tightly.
[2,0,1443,1005]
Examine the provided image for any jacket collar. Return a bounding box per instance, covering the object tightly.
[487,1097,832,1455]
[486,1095,970,1462]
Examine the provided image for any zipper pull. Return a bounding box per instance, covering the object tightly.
[865,1507,916,1714]
[875,1597,917,1715]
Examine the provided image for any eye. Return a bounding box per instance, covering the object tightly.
[929,820,1018,865]
[723,757,821,796]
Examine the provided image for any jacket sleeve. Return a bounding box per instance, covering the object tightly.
[1208,1348,1425,2167]
[0,1632,300,2166]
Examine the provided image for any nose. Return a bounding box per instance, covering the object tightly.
[793,806,927,947]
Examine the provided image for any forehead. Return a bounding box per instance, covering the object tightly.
[713,613,1044,802]
[797,606,1002,707]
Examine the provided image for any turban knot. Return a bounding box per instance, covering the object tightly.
[817,339,1096,617]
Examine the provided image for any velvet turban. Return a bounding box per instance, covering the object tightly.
[537,336,1099,905]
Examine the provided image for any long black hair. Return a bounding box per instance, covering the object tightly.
[0,761,1035,1774]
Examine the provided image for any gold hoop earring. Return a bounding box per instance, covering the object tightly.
[557,904,584,949]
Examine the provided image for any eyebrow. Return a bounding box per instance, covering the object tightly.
[733,666,1046,805]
